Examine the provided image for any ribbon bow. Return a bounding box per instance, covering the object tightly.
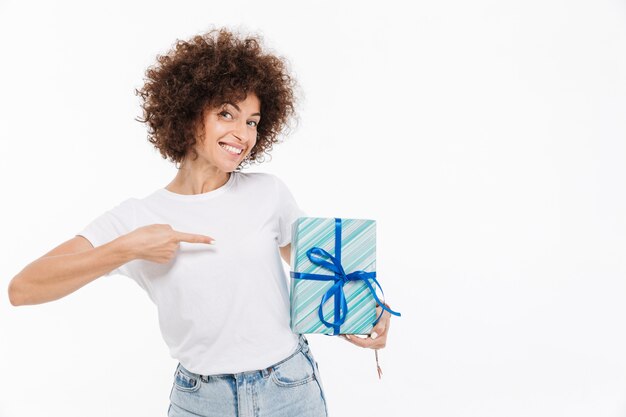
[291,218,401,335]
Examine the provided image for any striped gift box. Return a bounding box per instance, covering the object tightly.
[289,217,378,335]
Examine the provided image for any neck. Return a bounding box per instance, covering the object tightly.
[166,160,231,195]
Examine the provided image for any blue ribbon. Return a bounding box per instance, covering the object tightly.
[291,218,401,335]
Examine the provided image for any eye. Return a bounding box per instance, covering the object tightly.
[247,120,259,127]
[219,110,233,119]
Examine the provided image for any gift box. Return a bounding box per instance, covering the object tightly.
[289,217,399,335]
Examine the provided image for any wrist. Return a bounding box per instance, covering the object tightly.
[110,235,138,262]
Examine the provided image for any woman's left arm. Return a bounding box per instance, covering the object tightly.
[340,305,392,349]
[279,244,291,266]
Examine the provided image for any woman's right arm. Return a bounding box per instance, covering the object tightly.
[7,235,136,306]
[7,224,214,306]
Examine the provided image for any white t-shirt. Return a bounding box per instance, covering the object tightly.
[76,171,305,375]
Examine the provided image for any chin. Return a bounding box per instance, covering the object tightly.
[218,162,240,173]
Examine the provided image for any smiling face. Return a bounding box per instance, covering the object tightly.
[192,93,261,173]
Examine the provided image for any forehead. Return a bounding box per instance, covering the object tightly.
[221,93,261,114]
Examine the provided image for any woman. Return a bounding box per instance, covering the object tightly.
[8,27,392,417]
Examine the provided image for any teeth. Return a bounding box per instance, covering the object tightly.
[220,143,242,155]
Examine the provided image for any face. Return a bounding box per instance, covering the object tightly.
[192,93,261,173]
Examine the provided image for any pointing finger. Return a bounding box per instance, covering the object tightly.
[174,231,215,244]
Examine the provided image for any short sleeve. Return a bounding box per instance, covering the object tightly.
[274,176,306,247]
[75,198,137,277]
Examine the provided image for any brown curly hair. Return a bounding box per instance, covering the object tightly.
[135,27,298,168]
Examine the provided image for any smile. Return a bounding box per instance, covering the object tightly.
[219,142,243,155]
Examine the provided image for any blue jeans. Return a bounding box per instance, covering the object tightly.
[168,335,329,417]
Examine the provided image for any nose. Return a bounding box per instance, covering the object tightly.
[232,119,253,143]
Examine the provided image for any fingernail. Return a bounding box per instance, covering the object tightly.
[371,332,378,340]
[344,334,351,340]
[209,240,216,244]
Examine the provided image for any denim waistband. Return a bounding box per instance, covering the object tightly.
[178,334,309,381]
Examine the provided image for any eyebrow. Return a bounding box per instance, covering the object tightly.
[225,102,261,117]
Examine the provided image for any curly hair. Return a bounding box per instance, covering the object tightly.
[135,27,298,168]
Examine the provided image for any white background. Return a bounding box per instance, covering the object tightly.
[1,0,626,416]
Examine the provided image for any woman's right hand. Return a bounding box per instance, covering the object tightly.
[121,224,215,264]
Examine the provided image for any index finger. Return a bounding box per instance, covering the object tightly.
[174,231,215,244]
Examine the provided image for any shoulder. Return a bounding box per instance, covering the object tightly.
[105,196,137,212]
[118,196,139,207]
[234,171,282,189]
[103,197,138,221]
[234,172,298,201]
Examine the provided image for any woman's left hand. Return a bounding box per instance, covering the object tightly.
[339,305,391,349]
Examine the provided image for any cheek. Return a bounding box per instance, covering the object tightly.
[210,123,230,138]
[248,136,258,151]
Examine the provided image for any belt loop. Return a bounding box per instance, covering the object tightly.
[261,366,273,378]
